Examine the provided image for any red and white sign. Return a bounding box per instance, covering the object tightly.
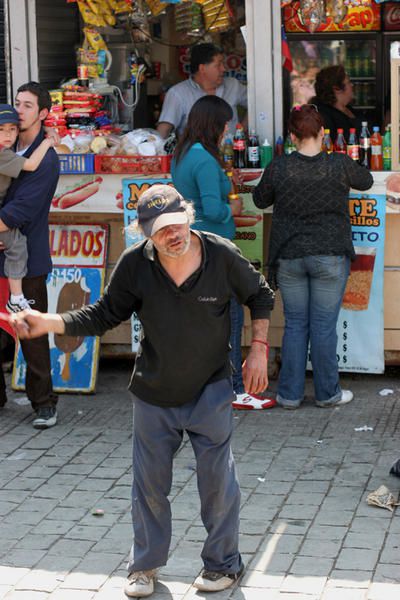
[383,2,400,30]
[49,224,108,267]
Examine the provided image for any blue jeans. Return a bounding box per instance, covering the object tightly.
[276,255,350,408]
[230,299,244,394]
[128,378,242,575]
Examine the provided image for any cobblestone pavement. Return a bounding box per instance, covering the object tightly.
[0,360,400,600]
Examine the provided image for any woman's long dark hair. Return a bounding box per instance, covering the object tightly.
[174,95,233,165]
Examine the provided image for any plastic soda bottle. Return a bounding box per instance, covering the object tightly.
[260,138,273,168]
[359,121,371,168]
[247,129,260,168]
[383,124,392,171]
[347,128,359,161]
[284,133,295,155]
[370,126,383,171]
[222,135,234,170]
[334,128,347,154]
[321,129,333,154]
[233,124,247,169]
[275,136,284,156]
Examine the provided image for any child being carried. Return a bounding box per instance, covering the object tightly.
[0,104,54,312]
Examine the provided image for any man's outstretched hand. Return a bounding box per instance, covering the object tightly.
[7,310,65,339]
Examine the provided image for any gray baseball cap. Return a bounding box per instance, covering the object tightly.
[138,184,188,238]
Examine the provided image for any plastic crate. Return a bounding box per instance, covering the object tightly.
[58,153,95,174]
[94,154,171,175]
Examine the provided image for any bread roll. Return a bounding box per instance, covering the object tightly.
[54,144,71,154]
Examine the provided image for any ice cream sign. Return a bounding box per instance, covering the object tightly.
[12,223,109,393]
[49,224,107,265]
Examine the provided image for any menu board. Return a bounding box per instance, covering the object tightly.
[337,191,386,373]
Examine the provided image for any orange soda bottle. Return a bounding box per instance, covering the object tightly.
[370,126,383,171]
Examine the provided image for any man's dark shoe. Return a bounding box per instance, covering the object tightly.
[193,565,244,592]
[32,407,57,429]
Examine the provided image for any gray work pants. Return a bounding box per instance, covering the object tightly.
[128,378,242,575]
[0,228,28,279]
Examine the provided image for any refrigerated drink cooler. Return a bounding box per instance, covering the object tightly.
[283,33,383,131]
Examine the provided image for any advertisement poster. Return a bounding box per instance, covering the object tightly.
[122,178,173,352]
[12,224,108,393]
[51,173,171,214]
[284,1,381,32]
[337,191,386,373]
[235,172,264,267]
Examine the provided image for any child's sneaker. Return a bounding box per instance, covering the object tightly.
[6,297,34,313]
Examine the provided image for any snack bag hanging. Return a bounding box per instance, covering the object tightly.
[77,0,107,27]
[326,0,348,24]
[201,0,233,33]
[86,0,117,25]
[83,27,108,52]
[299,0,325,33]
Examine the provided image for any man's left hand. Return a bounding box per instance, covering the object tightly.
[0,241,5,251]
[242,345,268,395]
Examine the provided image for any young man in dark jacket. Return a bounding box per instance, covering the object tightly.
[9,184,274,597]
[0,82,59,428]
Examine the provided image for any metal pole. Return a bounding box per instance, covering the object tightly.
[4,0,12,102]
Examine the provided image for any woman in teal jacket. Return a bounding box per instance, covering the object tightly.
[171,97,235,239]
[172,96,266,408]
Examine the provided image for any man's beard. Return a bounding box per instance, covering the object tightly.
[160,231,191,258]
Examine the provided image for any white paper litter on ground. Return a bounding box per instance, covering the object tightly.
[379,389,394,396]
[367,485,400,512]
[354,425,374,432]
[6,452,27,461]
[12,396,30,406]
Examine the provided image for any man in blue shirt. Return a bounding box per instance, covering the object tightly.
[0,82,59,428]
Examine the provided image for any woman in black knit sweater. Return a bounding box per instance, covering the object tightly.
[253,104,373,409]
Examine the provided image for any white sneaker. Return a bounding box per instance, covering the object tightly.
[337,390,354,405]
[316,389,354,408]
[124,570,156,598]
[233,393,277,410]
[194,566,244,592]
[6,297,34,313]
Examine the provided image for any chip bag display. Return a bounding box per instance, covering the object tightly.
[77,0,107,27]
[84,28,108,52]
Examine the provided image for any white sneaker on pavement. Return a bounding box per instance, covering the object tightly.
[233,393,277,410]
[194,566,244,592]
[124,570,157,598]
[316,389,354,408]
[337,390,354,405]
